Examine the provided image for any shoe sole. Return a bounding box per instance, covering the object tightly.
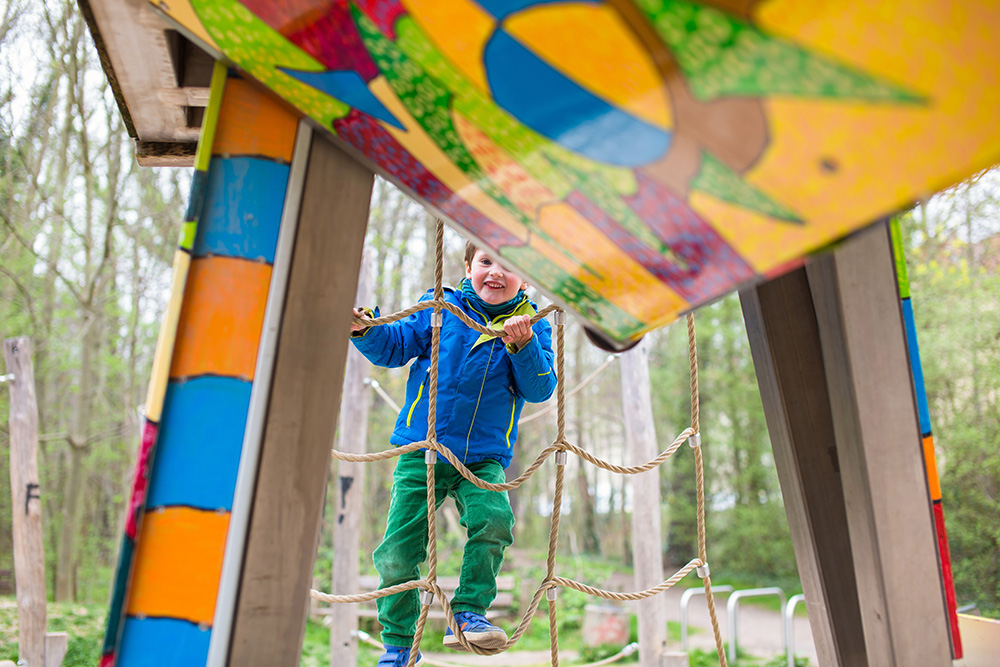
[442,629,508,651]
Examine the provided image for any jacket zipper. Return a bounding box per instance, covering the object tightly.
[406,380,425,427]
[505,393,516,448]
[463,339,495,462]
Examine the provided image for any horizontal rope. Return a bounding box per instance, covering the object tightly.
[353,300,559,338]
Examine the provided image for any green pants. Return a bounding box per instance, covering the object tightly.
[375,450,515,647]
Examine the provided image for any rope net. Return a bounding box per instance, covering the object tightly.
[312,220,727,667]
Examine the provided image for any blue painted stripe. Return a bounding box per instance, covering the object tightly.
[484,29,670,167]
[902,298,931,435]
[118,617,211,666]
[193,157,289,263]
[145,377,251,511]
[184,168,209,223]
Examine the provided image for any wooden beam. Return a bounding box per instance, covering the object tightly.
[135,140,197,167]
[806,223,951,665]
[228,130,374,665]
[742,222,952,666]
[741,269,866,666]
[3,338,46,667]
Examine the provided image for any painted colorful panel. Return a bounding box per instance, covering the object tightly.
[156,0,1000,340]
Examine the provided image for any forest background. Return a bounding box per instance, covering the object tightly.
[1,0,999,661]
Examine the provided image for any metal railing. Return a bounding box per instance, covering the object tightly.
[784,593,805,667]
[679,586,733,650]
[727,587,786,663]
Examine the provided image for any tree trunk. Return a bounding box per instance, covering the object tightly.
[620,337,668,666]
[330,254,373,667]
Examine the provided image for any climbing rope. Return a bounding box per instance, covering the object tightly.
[312,220,727,667]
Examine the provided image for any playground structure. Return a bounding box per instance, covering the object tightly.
[58,1,1000,665]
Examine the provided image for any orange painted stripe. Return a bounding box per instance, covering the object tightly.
[213,78,299,162]
[923,434,942,501]
[126,507,230,625]
[170,256,271,380]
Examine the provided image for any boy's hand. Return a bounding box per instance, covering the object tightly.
[350,307,367,332]
[502,315,533,350]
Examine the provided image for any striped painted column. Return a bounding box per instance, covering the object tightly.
[101,65,303,666]
[890,218,962,658]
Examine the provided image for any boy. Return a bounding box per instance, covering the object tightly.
[350,243,557,667]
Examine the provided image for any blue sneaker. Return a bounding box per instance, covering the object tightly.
[376,645,423,667]
[443,611,508,650]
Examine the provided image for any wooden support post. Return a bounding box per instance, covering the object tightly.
[329,254,373,665]
[228,129,374,665]
[4,337,46,667]
[620,337,669,666]
[741,222,952,666]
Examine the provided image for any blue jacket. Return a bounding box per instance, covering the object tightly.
[351,287,557,468]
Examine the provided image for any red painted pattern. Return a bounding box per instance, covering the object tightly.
[124,420,159,540]
[333,108,525,250]
[241,0,379,79]
[934,502,963,658]
[620,174,755,303]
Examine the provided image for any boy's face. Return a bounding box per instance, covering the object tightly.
[465,250,527,305]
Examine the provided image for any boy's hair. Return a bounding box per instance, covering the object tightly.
[464,241,478,267]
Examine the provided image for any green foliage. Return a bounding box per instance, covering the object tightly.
[0,597,106,666]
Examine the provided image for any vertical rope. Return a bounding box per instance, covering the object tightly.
[687,314,699,435]
[688,314,726,666]
[409,220,446,667]
[548,460,565,667]
[555,311,566,443]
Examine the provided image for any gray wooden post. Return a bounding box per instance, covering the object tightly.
[4,337,46,667]
[741,222,952,666]
[330,253,373,665]
[620,337,670,666]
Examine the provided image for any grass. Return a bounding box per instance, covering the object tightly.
[0,597,107,666]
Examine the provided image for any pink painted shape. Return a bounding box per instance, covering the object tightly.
[124,420,159,540]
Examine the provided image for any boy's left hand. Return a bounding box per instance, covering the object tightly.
[502,315,533,349]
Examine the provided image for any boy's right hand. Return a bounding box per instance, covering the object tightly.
[350,307,367,332]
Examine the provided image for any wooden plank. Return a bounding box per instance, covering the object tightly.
[3,337,46,667]
[740,271,866,667]
[44,632,68,667]
[228,131,374,665]
[620,337,669,666]
[805,222,952,666]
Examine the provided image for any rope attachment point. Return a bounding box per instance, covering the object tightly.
[425,450,437,464]
[690,433,702,449]
[421,590,435,606]
[546,587,558,601]
[555,451,567,466]
[553,310,565,326]
[431,311,443,328]
[697,563,711,578]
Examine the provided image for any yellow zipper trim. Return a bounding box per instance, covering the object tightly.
[406,380,425,427]
[464,340,495,462]
[505,394,516,448]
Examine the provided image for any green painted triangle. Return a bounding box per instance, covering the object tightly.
[639,0,924,103]
[692,153,802,223]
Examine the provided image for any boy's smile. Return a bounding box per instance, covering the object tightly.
[466,250,527,305]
